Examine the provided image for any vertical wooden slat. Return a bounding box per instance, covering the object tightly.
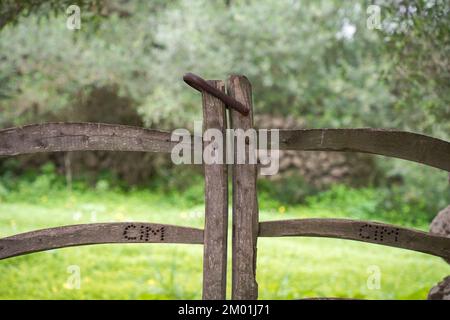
[202,80,229,300]
[228,75,259,300]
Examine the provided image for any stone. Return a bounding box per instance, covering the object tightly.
[430,205,450,264]
[428,276,450,300]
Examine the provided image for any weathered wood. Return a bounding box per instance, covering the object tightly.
[228,75,259,300]
[0,122,195,156]
[201,80,229,300]
[271,129,450,171]
[259,219,450,260]
[0,222,204,260]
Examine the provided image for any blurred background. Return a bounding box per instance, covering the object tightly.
[0,0,448,299]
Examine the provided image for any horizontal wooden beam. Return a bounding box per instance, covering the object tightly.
[0,122,196,156]
[273,129,450,171]
[0,222,204,260]
[1,125,448,172]
[259,219,450,260]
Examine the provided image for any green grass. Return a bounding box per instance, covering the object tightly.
[0,188,448,300]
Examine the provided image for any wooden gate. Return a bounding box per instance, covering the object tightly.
[0,73,449,300]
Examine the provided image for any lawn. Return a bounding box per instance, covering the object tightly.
[0,189,448,299]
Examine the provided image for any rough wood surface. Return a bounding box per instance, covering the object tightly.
[1,123,448,172]
[0,122,194,156]
[272,129,450,171]
[202,80,229,300]
[0,222,204,260]
[228,75,259,300]
[259,219,450,260]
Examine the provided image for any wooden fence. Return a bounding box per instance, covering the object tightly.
[0,73,449,300]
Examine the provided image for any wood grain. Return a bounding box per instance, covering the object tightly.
[0,122,195,156]
[202,80,229,300]
[259,219,450,259]
[271,129,450,171]
[228,75,259,300]
[1,124,448,172]
[0,222,204,260]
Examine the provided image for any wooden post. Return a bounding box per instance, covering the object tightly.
[202,80,229,300]
[228,75,259,300]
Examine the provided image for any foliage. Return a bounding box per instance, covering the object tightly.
[304,182,448,226]
[258,173,318,208]
[377,0,450,138]
[0,0,99,29]
[0,0,448,136]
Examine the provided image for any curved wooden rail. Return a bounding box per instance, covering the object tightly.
[1,124,448,171]
[0,122,195,156]
[259,219,450,260]
[272,129,450,171]
[0,222,204,260]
